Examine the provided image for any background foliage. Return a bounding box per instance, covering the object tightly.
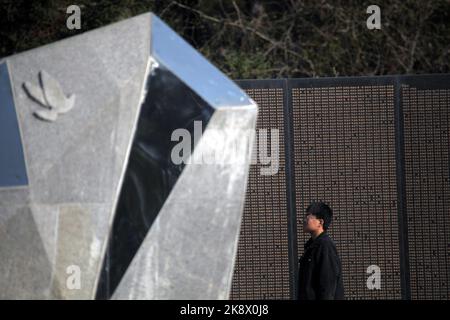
[1,0,449,79]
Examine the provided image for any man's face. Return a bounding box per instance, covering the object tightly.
[302,213,323,233]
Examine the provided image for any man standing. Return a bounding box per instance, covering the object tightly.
[297,201,345,300]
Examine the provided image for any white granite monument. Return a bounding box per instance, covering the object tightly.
[0,12,257,300]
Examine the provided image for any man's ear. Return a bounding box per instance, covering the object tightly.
[319,219,324,228]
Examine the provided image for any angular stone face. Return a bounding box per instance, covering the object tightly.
[0,12,257,300]
[111,106,257,300]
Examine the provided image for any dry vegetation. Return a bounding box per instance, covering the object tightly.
[1,0,449,78]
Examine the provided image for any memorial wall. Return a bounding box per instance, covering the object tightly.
[231,76,450,300]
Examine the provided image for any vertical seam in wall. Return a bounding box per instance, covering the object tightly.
[283,79,298,300]
[394,75,412,300]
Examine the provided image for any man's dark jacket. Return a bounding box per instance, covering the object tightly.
[297,232,345,300]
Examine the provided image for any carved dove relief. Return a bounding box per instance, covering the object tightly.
[23,71,75,122]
